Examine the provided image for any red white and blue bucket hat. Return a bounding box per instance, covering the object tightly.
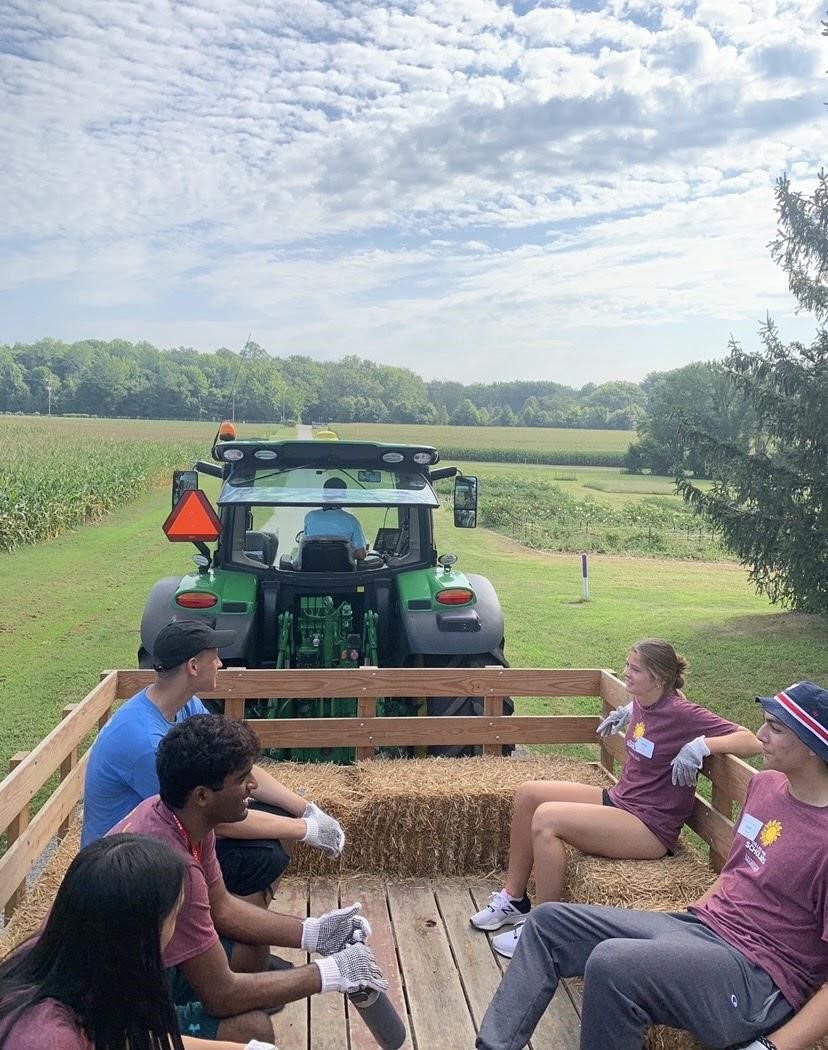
[756,681,828,762]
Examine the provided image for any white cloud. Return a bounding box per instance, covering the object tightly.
[0,0,825,382]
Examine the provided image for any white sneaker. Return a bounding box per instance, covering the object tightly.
[470,890,530,931]
[492,921,524,959]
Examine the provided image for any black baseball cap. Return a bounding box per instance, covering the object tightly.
[152,620,236,673]
[756,681,828,762]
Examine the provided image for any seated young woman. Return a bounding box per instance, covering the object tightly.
[0,833,274,1050]
[470,638,761,958]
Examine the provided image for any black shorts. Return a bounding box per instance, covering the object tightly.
[215,801,291,897]
[602,788,616,807]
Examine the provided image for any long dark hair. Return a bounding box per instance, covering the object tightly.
[0,834,187,1050]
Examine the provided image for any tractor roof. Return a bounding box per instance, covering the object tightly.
[213,439,439,470]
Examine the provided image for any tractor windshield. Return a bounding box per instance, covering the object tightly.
[220,464,437,571]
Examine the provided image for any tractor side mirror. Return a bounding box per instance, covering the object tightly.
[453,475,478,528]
[172,469,199,509]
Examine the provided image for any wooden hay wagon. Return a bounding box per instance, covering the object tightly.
[0,667,814,1050]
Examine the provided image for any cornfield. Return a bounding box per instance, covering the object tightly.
[0,417,213,552]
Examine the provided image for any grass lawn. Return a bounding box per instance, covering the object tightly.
[2,485,826,774]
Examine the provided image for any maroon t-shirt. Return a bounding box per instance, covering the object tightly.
[691,770,828,1011]
[608,691,739,849]
[110,796,222,967]
[0,998,90,1049]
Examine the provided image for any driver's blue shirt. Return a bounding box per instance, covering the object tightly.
[303,507,366,549]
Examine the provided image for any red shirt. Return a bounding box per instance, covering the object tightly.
[110,796,222,967]
[0,998,91,1049]
[692,770,828,1010]
[608,690,739,848]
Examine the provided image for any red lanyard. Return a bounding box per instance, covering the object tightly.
[168,809,202,865]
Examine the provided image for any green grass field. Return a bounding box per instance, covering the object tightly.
[1,415,825,779]
[334,422,634,454]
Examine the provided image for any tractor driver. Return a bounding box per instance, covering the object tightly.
[303,477,367,561]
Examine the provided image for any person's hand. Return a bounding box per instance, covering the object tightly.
[302,902,371,954]
[244,1041,278,1050]
[302,801,345,857]
[315,942,388,994]
[596,702,633,738]
[670,736,710,786]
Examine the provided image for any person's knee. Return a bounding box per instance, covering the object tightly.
[584,939,642,992]
[216,1009,274,1043]
[531,801,563,840]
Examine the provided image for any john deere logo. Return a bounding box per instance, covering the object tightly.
[633,722,646,740]
[758,820,782,847]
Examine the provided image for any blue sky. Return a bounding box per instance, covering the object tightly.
[1,0,826,384]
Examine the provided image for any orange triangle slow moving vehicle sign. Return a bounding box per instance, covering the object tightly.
[163,490,222,542]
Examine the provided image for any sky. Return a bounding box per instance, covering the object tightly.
[1,0,827,385]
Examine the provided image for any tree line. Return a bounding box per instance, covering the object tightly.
[0,339,647,430]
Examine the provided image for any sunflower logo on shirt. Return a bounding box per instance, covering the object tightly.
[758,820,782,847]
[633,722,646,740]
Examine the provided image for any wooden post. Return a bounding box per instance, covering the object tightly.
[224,696,246,720]
[482,696,505,756]
[356,697,378,761]
[5,751,30,921]
[709,781,731,873]
[58,705,79,838]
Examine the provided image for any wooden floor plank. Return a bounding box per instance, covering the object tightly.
[345,878,413,1050]
[469,883,581,1050]
[269,878,309,1050]
[434,881,505,1029]
[308,879,349,1050]
[388,881,477,1050]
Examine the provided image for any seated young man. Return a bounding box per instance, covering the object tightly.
[477,680,828,1050]
[82,619,344,904]
[112,713,387,1044]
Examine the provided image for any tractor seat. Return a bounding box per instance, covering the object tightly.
[244,530,279,566]
[298,537,355,572]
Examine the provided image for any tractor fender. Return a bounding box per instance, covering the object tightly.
[399,572,505,658]
[139,577,254,665]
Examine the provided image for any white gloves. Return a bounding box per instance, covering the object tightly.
[670,736,710,786]
[740,1040,777,1050]
[302,801,345,857]
[315,942,388,995]
[245,1042,277,1050]
[302,902,371,955]
[596,702,633,738]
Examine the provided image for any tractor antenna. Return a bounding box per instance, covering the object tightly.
[227,333,252,423]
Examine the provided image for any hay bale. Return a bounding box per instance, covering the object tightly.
[348,754,608,877]
[564,840,716,911]
[0,819,81,959]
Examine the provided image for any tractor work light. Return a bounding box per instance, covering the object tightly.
[412,451,435,465]
[381,452,405,463]
[175,592,219,609]
[222,448,244,461]
[254,449,278,460]
[435,589,474,605]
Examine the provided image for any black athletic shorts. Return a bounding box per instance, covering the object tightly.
[602,788,616,807]
[215,801,291,897]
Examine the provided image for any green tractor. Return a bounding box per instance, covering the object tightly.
[139,425,510,759]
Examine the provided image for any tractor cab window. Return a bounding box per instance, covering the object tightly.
[221,465,433,571]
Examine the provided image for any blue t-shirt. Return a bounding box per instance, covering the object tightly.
[303,508,366,549]
[81,689,207,847]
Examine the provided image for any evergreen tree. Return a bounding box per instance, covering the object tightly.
[677,174,828,613]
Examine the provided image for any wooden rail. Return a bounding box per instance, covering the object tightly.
[0,667,755,919]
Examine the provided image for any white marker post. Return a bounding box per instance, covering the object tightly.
[581,552,589,601]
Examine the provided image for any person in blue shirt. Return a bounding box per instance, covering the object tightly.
[81,619,345,904]
[303,477,367,560]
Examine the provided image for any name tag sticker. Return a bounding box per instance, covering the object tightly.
[634,736,654,758]
[737,813,763,841]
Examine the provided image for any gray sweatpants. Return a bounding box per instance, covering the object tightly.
[476,903,793,1050]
